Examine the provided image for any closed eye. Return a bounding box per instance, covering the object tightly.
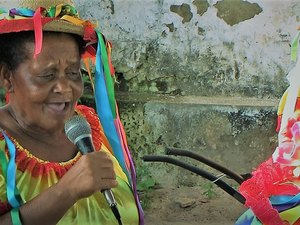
[38,73,55,81]
[66,71,82,81]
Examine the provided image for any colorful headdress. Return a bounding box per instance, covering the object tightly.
[0,0,98,57]
[0,0,143,224]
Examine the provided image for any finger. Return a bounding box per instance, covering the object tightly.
[92,152,114,166]
[100,179,118,190]
[98,168,116,180]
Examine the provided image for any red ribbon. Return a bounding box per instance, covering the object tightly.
[33,7,44,58]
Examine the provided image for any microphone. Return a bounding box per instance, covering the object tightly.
[64,115,122,225]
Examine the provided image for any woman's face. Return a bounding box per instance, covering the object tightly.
[9,33,84,133]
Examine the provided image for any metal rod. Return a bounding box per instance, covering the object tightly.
[165,147,245,184]
[143,155,246,204]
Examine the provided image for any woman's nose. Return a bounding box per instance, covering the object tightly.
[53,74,72,93]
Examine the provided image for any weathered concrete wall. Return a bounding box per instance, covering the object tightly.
[117,94,278,186]
[75,0,299,187]
[76,0,298,97]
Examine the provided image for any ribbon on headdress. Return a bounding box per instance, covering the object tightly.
[9,8,34,17]
[1,4,85,58]
[47,4,79,18]
[94,31,128,178]
[33,7,43,58]
[1,132,23,208]
[0,132,23,225]
[93,30,144,225]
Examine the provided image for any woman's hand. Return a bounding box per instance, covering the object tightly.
[57,151,118,201]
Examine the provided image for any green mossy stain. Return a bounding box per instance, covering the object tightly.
[214,0,262,26]
[166,22,175,32]
[193,0,209,16]
[170,3,193,24]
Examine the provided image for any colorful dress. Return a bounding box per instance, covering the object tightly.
[0,105,139,225]
[235,51,300,224]
[234,28,300,225]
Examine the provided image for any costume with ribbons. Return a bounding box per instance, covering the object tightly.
[0,105,139,225]
[0,3,144,225]
[235,29,300,225]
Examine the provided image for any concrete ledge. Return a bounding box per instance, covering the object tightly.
[117,92,279,187]
[116,92,280,107]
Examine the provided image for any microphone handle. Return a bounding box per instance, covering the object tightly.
[75,134,95,154]
[75,137,122,225]
[75,137,117,204]
[102,189,117,207]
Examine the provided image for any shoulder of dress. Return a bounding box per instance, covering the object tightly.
[76,104,96,115]
[76,105,98,122]
[76,105,103,151]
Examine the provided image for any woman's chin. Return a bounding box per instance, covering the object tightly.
[42,103,76,131]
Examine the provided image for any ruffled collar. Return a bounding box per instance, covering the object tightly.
[0,105,102,178]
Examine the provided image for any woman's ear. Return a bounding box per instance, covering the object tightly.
[0,63,13,92]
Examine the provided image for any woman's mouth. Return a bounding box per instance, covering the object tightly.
[46,102,71,113]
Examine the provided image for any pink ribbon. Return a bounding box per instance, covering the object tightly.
[33,7,43,58]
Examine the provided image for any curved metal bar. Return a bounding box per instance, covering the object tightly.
[143,155,246,205]
[165,146,245,184]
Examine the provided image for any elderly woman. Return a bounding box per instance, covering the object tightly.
[0,1,143,225]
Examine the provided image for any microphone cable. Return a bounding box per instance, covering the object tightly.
[111,205,122,225]
[102,189,122,225]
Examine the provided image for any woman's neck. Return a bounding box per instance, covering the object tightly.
[0,105,78,162]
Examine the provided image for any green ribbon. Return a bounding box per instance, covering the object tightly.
[47,6,56,17]
[47,4,78,18]
[291,30,300,61]
[97,32,116,118]
[0,134,23,225]
[0,8,7,14]
[11,208,22,225]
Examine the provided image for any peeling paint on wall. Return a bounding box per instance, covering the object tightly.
[197,26,205,35]
[193,0,209,16]
[108,0,115,14]
[170,3,193,24]
[166,22,175,32]
[214,0,262,26]
[76,0,297,98]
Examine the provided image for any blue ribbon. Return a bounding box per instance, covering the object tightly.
[9,8,34,17]
[94,31,130,181]
[270,194,300,211]
[2,132,23,208]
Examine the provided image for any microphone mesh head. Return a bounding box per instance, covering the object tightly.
[64,115,92,144]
